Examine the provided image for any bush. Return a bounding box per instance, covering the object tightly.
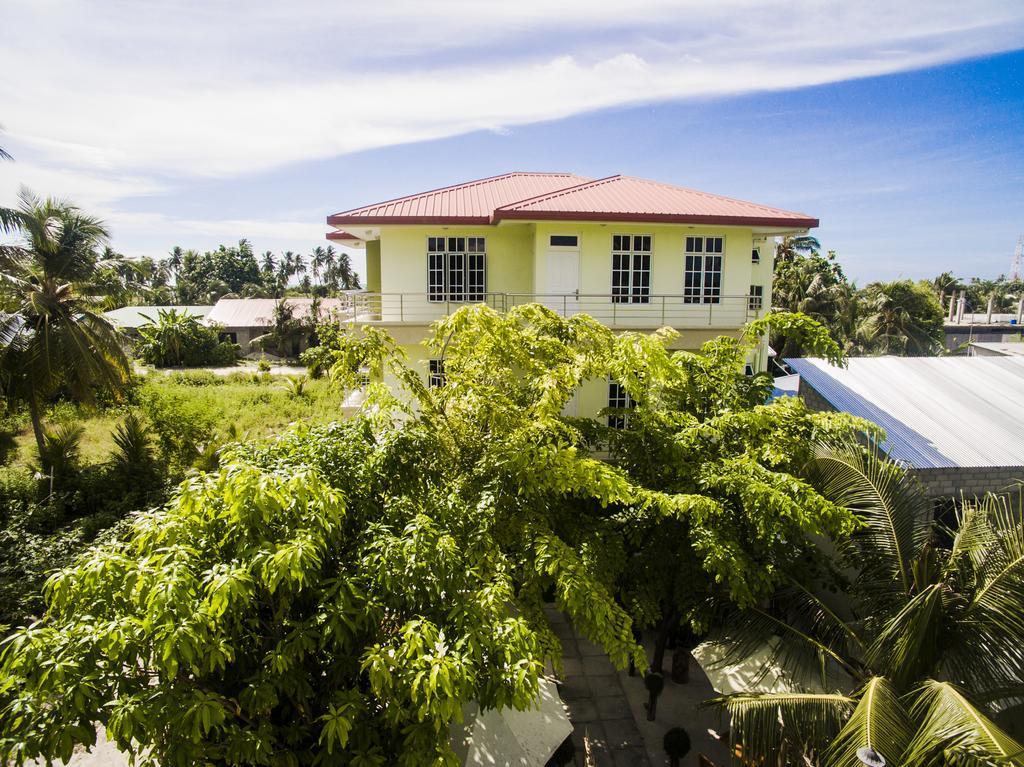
[139,386,217,472]
[166,369,223,387]
[136,309,238,368]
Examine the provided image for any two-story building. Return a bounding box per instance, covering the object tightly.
[326,172,817,414]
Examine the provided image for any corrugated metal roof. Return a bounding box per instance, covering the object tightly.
[326,172,818,229]
[327,172,590,225]
[104,305,212,329]
[786,356,1024,469]
[495,175,818,228]
[205,298,349,328]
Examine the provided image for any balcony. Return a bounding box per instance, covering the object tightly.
[330,293,763,329]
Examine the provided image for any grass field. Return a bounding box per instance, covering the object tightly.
[9,371,352,468]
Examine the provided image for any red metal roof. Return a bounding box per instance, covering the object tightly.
[326,172,590,225]
[326,172,817,229]
[494,175,818,228]
[326,230,361,241]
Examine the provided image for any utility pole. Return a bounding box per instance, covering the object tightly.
[1011,235,1023,282]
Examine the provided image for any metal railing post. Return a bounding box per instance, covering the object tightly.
[708,299,713,326]
[399,293,404,322]
[563,294,567,316]
[661,295,666,326]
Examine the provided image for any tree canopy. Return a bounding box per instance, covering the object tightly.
[0,304,873,765]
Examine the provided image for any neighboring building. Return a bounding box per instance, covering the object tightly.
[204,298,349,356]
[969,341,1024,357]
[327,172,817,413]
[104,305,213,338]
[944,312,1024,353]
[787,356,1024,500]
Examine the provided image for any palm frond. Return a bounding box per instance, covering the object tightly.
[806,443,930,603]
[865,583,944,690]
[709,691,854,766]
[825,677,913,767]
[943,495,1024,697]
[903,680,1024,767]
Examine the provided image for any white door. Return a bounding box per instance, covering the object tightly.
[545,249,580,315]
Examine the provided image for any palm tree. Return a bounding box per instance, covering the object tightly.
[0,189,130,465]
[776,235,822,264]
[857,280,944,356]
[709,446,1024,767]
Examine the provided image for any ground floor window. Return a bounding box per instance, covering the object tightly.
[607,379,635,428]
[748,285,764,310]
[428,236,486,302]
[428,358,446,388]
[611,234,652,304]
[684,236,723,304]
[219,331,238,344]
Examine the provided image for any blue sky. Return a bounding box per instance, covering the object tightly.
[2,1,1023,283]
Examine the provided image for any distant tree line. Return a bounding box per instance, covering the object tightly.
[109,240,361,306]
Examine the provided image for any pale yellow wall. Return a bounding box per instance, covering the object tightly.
[364,240,382,293]
[378,225,534,295]
[530,221,756,299]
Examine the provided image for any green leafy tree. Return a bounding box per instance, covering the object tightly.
[710,446,1024,767]
[0,189,130,467]
[0,305,867,765]
[856,279,944,356]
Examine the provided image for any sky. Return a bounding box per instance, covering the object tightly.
[1,0,1023,284]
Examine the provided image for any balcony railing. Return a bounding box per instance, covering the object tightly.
[329,292,764,328]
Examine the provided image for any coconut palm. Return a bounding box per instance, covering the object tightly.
[776,235,822,264]
[709,446,1024,767]
[0,189,130,466]
[856,280,944,356]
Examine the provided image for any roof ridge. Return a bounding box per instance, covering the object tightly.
[493,174,621,212]
[328,172,584,217]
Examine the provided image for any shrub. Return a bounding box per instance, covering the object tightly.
[136,309,238,368]
[34,423,85,485]
[139,386,217,472]
[166,369,223,387]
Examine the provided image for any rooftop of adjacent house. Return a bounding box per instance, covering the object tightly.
[104,305,212,329]
[969,341,1024,357]
[945,312,1022,327]
[205,298,349,328]
[326,172,818,235]
[786,356,1024,470]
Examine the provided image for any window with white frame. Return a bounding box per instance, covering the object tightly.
[611,234,652,304]
[748,285,764,310]
[428,359,446,388]
[607,379,635,429]
[751,247,761,264]
[684,236,723,304]
[427,236,486,302]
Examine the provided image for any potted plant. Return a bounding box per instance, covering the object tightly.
[663,727,692,767]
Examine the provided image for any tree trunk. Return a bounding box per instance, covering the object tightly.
[28,396,46,468]
[651,609,678,674]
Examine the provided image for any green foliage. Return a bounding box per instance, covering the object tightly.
[856,279,944,356]
[0,189,131,472]
[773,243,947,358]
[34,422,84,485]
[137,308,238,368]
[709,447,1024,767]
[0,305,874,764]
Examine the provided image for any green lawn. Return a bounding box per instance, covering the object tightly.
[10,372,351,468]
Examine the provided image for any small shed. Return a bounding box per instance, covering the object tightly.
[786,356,1024,500]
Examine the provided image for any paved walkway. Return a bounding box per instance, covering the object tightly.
[548,606,731,767]
[548,607,650,766]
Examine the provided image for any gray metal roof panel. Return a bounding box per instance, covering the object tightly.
[786,356,1024,469]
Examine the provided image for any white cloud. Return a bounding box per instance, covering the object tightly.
[1,0,1022,254]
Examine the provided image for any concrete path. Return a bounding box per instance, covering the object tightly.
[548,607,650,766]
[548,606,731,767]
